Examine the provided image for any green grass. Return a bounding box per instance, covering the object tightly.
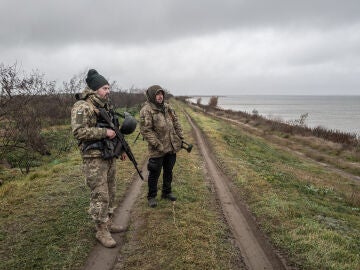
[117,156,241,269]
[186,105,360,270]
[0,125,147,269]
[2,99,359,269]
[0,103,242,270]
[0,153,91,269]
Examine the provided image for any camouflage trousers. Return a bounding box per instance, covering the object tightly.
[83,157,117,223]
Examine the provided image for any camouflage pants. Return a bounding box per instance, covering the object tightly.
[83,157,116,223]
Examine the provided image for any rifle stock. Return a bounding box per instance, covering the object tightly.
[99,108,144,180]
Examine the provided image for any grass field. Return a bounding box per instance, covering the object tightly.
[0,103,242,269]
[185,103,360,270]
[0,127,146,269]
[1,99,359,269]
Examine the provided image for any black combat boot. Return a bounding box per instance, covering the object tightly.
[148,197,158,207]
[161,193,177,201]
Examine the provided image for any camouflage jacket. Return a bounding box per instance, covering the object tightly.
[71,87,109,158]
[140,90,184,158]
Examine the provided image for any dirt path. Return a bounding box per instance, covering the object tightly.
[81,165,146,270]
[82,112,290,270]
[186,113,289,270]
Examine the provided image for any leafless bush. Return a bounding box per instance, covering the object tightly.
[0,64,150,173]
[110,83,146,109]
[287,113,309,127]
[0,63,56,172]
[312,126,358,146]
[0,64,53,154]
[53,71,87,123]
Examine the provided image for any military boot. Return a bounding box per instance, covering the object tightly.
[107,218,125,233]
[148,197,158,208]
[161,192,177,201]
[95,223,116,248]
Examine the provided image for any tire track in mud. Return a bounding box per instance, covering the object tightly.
[186,112,289,270]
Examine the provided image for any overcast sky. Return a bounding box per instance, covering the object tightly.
[1,0,359,95]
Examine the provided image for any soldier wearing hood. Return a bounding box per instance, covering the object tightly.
[71,69,126,248]
[139,85,184,207]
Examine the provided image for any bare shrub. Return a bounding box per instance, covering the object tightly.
[110,83,146,109]
[287,113,309,127]
[0,63,55,171]
[312,126,357,146]
[0,63,150,173]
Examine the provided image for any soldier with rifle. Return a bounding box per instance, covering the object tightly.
[71,69,140,248]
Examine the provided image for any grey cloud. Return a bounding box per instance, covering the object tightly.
[276,25,360,68]
[1,0,360,96]
[1,0,360,47]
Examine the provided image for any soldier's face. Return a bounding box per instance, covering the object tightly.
[155,92,164,104]
[97,85,110,99]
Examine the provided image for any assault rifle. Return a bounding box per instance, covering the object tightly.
[98,108,144,180]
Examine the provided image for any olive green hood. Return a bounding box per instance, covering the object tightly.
[145,85,165,105]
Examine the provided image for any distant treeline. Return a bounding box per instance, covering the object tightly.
[0,63,147,173]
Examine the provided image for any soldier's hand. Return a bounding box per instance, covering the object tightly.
[157,143,164,152]
[120,153,127,161]
[106,129,116,139]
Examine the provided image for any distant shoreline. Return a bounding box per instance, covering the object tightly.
[180,97,359,144]
[184,95,360,136]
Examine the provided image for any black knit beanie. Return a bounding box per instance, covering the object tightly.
[85,69,109,91]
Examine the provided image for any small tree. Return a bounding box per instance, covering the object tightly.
[288,113,309,127]
[208,96,218,108]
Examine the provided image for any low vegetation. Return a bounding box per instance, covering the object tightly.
[0,124,147,269]
[185,102,360,270]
